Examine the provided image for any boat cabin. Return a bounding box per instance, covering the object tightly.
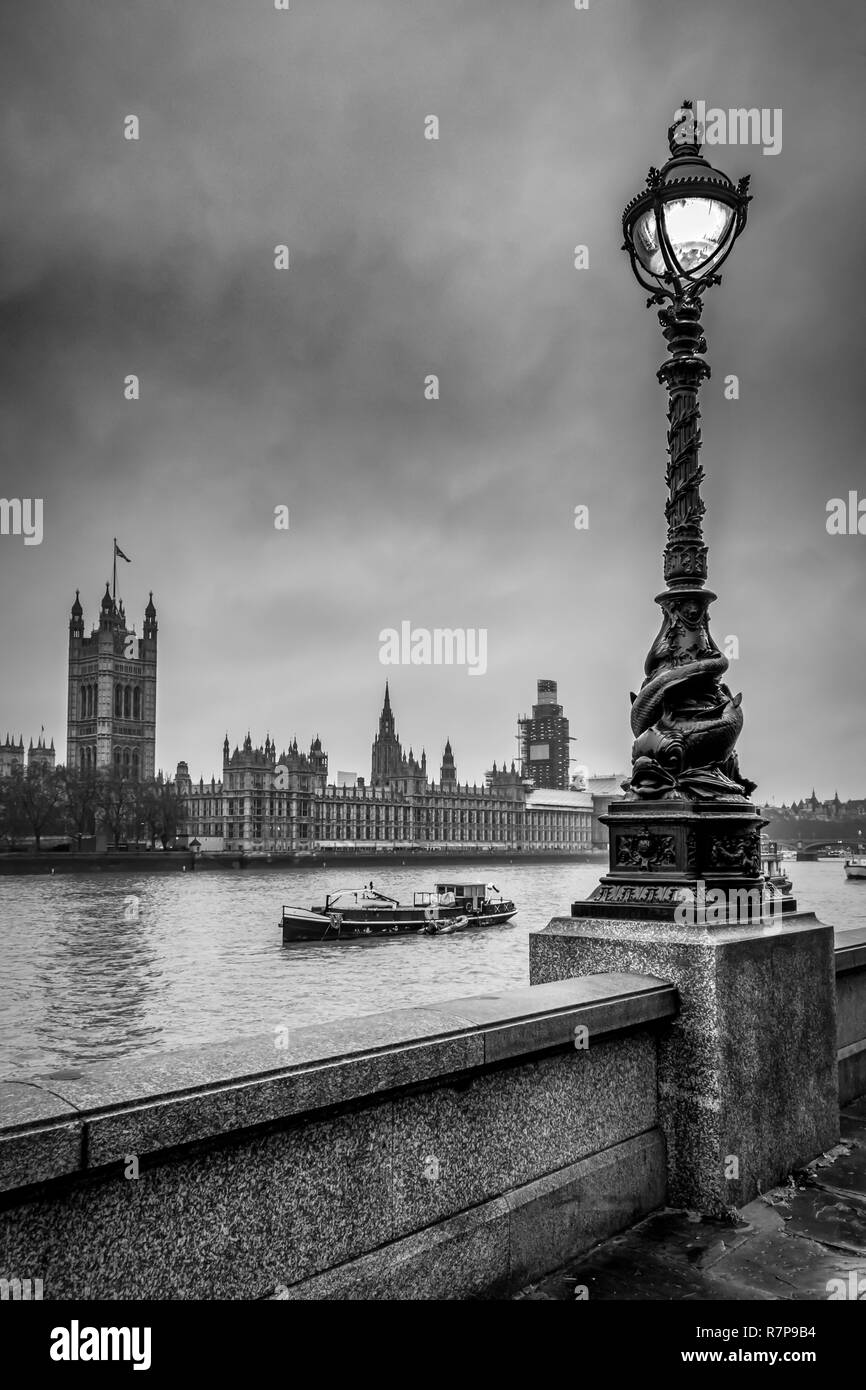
[412,882,493,909]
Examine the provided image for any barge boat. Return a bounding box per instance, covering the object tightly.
[280,881,516,944]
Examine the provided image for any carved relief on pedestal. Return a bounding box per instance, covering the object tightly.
[707,829,762,877]
[615,826,676,872]
[685,829,697,870]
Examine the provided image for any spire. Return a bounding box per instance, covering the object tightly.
[144,591,157,640]
[383,680,391,711]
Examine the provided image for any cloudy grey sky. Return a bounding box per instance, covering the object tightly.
[1,0,864,802]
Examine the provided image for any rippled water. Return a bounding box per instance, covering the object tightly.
[0,859,861,1078]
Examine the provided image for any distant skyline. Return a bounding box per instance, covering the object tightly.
[6,574,860,807]
[1,0,865,803]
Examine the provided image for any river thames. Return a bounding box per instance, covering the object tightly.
[0,859,862,1078]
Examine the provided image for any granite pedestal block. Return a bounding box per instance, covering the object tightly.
[530,911,839,1214]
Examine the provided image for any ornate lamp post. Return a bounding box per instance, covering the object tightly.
[578,101,790,923]
[535,104,837,1216]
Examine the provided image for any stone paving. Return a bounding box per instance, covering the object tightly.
[516,1096,866,1301]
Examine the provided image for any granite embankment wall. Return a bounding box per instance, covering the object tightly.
[0,852,194,875]
[0,975,674,1300]
[0,848,607,875]
[2,932,863,1300]
[836,926,866,1105]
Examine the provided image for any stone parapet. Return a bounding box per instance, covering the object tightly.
[0,975,675,1299]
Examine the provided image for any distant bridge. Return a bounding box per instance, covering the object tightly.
[797,839,861,854]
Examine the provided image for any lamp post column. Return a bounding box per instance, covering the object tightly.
[658,298,709,591]
[530,105,838,1216]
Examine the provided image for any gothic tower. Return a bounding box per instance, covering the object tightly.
[66,585,158,780]
[370,682,404,785]
[440,738,457,789]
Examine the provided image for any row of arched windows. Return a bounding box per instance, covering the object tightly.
[77,683,143,720]
[79,683,98,719]
[114,747,140,778]
[78,745,140,778]
[114,684,142,720]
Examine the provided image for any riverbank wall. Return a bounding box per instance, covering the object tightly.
[0,974,674,1299]
[0,851,194,876]
[2,932,862,1298]
[0,847,605,875]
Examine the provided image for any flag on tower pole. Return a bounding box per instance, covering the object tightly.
[112,539,131,600]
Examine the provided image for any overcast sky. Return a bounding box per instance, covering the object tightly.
[1,0,864,802]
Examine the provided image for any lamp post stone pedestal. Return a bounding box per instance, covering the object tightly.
[535,103,838,1214]
[530,912,837,1214]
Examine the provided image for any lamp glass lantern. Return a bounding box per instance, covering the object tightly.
[622,114,751,301]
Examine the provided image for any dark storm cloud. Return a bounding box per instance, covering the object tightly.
[0,0,864,799]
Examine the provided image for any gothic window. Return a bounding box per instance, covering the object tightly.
[132,751,139,780]
[124,686,131,718]
[115,684,122,717]
[114,748,121,769]
[79,687,85,719]
[133,687,141,720]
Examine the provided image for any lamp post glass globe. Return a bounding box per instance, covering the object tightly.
[633,196,735,280]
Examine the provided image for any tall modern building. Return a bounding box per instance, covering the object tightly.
[518,679,572,790]
[66,584,158,779]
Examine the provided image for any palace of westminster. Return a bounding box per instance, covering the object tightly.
[177,679,595,855]
[2,586,597,854]
[4,586,859,853]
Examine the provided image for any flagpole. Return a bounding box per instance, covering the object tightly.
[112,538,116,602]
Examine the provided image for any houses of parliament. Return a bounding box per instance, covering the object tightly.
[5,587,595,854]
[176,683,594,855]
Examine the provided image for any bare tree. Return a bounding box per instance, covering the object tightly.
[7,765,64,851]
[150,774,183,849]
[96,771,136,850]
[59,766,99,850]
[0,774,27,849]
